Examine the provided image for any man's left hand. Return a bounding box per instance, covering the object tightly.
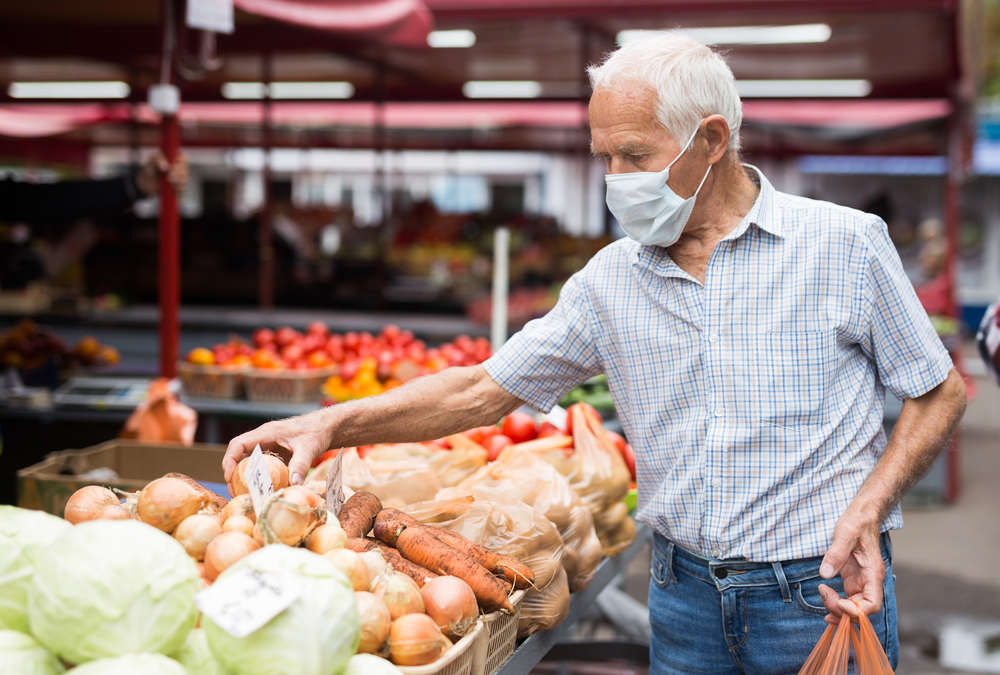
[817,509,885,624]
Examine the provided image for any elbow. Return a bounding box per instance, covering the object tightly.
[945,368,968,421]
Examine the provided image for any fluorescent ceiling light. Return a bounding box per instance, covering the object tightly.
[428,29,476,48]
[221,81,354,100]
[736,79,871,97]
[8,81,130,99]
[618,23,832,46]
[463,80,542,98]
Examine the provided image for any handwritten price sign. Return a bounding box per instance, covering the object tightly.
[246,445,274,517]
[196,566,301,638]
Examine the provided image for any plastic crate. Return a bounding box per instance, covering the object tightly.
[244,367,336,403]
[474,590,524,675]
[398,619,484,675]
[178,362,248,399]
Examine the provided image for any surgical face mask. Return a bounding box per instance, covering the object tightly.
[604,125,712,247]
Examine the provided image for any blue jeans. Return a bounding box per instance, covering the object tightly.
[648,532,899,674]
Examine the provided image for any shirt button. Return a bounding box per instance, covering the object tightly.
[714,407,724,417]
[710,478,721,488]
[708,333,719,343]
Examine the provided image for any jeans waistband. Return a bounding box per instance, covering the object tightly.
[652,532,892,596]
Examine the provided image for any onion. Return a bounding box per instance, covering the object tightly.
[251,522,264,545]
[174,513,223,561]
[420,576,479,638]
[64,486,119,524]
[228,453,289,498]
[372,570,424,619]
[96,503,131,521]
[304,521,347,554]
[203,531,260,581]
[137,476,207,533]
[257,486,325,546]
[355,591,391,654]
[324,549,371,592]
[359,550,388,582]
[222,514,255,536]
[221,494,255,523]
[388,613,451,666]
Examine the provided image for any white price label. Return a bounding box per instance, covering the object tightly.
[186,0,234,34]
[246,445,274,517]
[196,566,301,638]
[324,451,345,516]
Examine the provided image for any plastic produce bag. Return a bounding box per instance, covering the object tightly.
[428,445,488,488]
[120,379,197,445]
[518,565,570,638]
[439,449,602,591]
[312,449,441,508]
[799,611,893,675]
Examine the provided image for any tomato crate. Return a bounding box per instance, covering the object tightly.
[178,362,248,399]
[243,367,336,403]
[474,590,524,675]
[398,619,484,675]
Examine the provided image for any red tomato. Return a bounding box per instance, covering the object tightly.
[382,324,401,341]
[357,445,375,458]
[253,328,274,349]
[622,443,637,481]
[275,326,300,347]
[485,434,513,461]
[281,343,304,363]
[606,430,627,455]
[536,421,561,438]
[311,448,339,467]
[425,438,451,450]
[307,321,329,337]
[501,412,537,444]
[340,358,360,382]
[464,425,499,445]
[344,332,360,351]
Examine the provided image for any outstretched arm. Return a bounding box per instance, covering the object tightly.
[223,365,522,484]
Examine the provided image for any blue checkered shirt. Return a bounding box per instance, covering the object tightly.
[484,166,952,562]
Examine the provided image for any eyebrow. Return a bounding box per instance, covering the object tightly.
[589,142,653,158]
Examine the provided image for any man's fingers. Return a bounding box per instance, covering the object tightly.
[820,531,853,579]
[287,451,313,486]
[223,430,265,481]
[818,584,843,616]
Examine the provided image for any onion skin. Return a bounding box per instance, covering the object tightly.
[137,476,207,533]
[324,549,372,592]
[305,521,347,554]
[222,494,255,523]
[420,576,479,638]
[355,591,392,654]
[359,550,388,582]
[222,514,255,536]
[174,513,223,560]
[388,613,451,666]
[372,570,425,620]
[203,531,260,581]
[96,503,131,521]
[64,485,119,524]
[257,487,325,546]
[228,453,289,498]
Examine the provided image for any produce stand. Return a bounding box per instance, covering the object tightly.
[496,523,651,674]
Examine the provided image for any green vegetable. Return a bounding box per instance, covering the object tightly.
[67,653,186,674]
[171,628,227,675]
[0,629,65,675]
[343,653,403,674]
[204,545,359,675]
[0,506,71,632]
[28,520,199,664]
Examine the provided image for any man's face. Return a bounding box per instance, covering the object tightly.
[589,83,706,200]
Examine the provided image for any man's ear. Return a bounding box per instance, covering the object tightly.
[701,115,731,164]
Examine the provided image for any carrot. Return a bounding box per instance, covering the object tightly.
[396,527,513,613]
[164,473,227,511]
[373,508,414,546]
[345,537,438,587]
[427,526,534,590]
[337,491,382,538]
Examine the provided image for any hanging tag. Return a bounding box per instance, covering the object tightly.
[196,566,301,638]
[246,445,274,517]
[186,0,234,34]
[324,450,345,516]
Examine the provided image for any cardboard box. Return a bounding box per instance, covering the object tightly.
[17,440,228,516]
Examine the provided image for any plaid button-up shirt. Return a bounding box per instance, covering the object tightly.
[484,166,952,562]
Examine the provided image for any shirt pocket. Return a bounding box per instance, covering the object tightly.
[754,330,833,428]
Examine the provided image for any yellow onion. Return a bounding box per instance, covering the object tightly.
[64,486,119,524]
[304,521,347,554]
[372,570,424,620]
[420,576,479,638]
[228,453,289,498]
[222,514,255,536]
[137,476,208,533]
[388,613,451,666]
[221,494,255,523]
[204,531,260,581]
[324,549,371,592]
[174,513,223,561]
[257,486,325,546]
[355,591,391,654]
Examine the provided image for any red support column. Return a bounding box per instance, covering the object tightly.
[259,52,274,308]
[158,113,181,378]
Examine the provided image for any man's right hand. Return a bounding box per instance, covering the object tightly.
[224,410,332,486]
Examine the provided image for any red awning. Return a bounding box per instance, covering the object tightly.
[233,0,433,47]
[741,100,951,130]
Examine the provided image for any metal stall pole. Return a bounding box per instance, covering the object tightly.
[259,51,275,308]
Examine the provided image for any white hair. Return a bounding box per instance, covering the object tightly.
[587,31,743,152]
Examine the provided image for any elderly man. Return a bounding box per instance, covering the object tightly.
[225,32,966,673]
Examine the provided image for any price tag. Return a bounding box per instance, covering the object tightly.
[196,566,301,638]
[185,0,234,34]
[246,445,274,517]
[325,450,345,517]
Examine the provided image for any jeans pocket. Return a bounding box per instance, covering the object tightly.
[792,575,839,615]
[650,542,676,590]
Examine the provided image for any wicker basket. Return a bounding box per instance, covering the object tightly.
[473,590,524,675]
[178,362,248,399]
[398,620,484,675]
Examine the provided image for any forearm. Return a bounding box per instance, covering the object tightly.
[849,367,967,525]
[316,365,521,448]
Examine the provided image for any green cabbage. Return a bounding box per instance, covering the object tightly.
[28,520,198,664]
[343,653,403,675]
[66,653,186,674]
[0,629,65,674]
[171,628,227,675]
[0,506,71,632]
[204,545,359,675]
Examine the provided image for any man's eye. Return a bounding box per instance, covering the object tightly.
[628,155,646,163]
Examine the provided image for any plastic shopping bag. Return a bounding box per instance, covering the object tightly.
[798,611,893,675]
[119,379,197,444]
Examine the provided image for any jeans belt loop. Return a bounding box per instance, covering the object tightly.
[664,539,676,582]
[772,562,792,603]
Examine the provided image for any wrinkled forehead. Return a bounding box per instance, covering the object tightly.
[588,83,676,153]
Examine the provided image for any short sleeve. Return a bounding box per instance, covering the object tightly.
[858,218,952,399]
[483,272,603,412]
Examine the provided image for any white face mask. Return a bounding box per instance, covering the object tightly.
[605,125,712,247]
